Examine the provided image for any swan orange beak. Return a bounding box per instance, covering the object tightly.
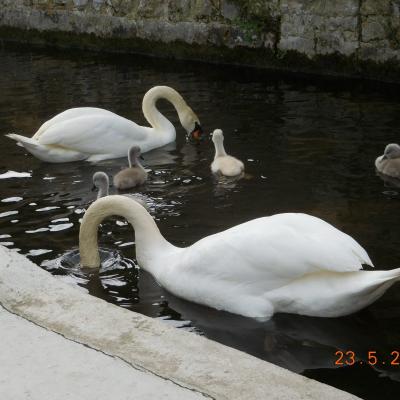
[190,122,204,141]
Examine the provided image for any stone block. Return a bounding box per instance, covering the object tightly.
[92,0,105,11]
[281,13,312,38]
[31,0,49,5]
[221,0,239,21]
[316,29,358,56]
[248,0,280,18]
[362,15,389,42]
[136,0,169,20]
[73,0,88,8]
[104,0,140,17]
[361,0,391,16]
[359,40,400,61]
[281,0,358,17]
[167,0,192,22]
[190,0,218,21]
[278,36,316,56]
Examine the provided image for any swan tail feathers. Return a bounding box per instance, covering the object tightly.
[6,133,87,163]
[380,267,400,281]
[362,268,400,287]
[350,243,374,269]
[6,133,40,147]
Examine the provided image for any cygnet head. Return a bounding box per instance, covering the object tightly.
[179,107,203,140]
[383,143,400,160]
[92,171,109,199]
[212,129,224,144]
[128,145,142,167]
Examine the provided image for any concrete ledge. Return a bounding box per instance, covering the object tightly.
[0,246,360,399]
[0,307,204,399]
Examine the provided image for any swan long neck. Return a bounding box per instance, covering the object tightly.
[142,86,187,135]
[79,195,174,276]
[213,138,227,158]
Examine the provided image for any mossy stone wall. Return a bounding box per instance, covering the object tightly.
[1,0,400,81]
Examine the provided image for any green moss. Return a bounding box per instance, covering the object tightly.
[224,1,280,45]
[233,14,277,41]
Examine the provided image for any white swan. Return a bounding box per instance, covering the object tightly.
[79,195,400,319]
[211,129,244,177]
[375,143,400,178]
[6,86,203,163]
[92,172,109,199]
[113,146,147,190]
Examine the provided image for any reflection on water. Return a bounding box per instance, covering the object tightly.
[0,46,400,400]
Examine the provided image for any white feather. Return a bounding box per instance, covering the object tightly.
[7,87,200,163]
[79,196,399,320]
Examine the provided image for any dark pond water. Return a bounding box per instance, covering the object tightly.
[1,46,400,399]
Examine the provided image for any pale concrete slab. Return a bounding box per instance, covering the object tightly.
[0,246,361,400]
[0,307,205,400]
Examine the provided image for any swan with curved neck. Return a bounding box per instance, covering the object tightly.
[7,86,203,163]
[79,195,400,319]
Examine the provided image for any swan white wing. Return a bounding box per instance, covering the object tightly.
[33,108,118,139]
[37,114,150,156]
[180,213,372,293]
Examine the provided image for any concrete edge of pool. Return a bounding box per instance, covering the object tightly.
[0,245,361,400]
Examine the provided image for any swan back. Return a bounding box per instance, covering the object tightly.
[211,129,244,177]
[180,213,372,284]
[155,212,374,319]
[92,171,109,198]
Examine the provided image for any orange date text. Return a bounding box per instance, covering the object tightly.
[334,350,400,366]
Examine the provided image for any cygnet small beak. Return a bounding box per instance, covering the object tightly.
[91,184,96,192]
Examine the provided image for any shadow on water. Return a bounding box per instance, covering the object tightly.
[1,46,400,399]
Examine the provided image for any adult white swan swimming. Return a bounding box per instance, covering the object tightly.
[79,195,400,319]
[7,86,203,163]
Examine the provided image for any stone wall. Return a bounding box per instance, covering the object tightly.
[1,0,400,81]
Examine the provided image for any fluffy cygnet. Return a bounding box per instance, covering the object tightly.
[113,146,148,190]
[92,171,109,199]
[211,129,244,177]
[375,143,400,178]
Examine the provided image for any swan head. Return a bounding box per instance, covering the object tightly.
[178,106,203,141]
[211,129,224,144]
[92,171,109,198]
[383,143,400,160]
